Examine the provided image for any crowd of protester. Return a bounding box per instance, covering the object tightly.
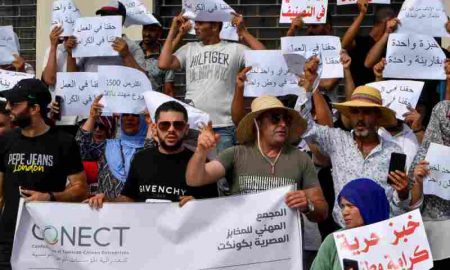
[0,0,450,269]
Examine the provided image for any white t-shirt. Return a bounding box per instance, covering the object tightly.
[174,41,248,127]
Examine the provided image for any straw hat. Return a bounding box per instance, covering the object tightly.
[236,96,307,144]
[333,86,397,127]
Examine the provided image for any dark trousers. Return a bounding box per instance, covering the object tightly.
[0,243,11,270]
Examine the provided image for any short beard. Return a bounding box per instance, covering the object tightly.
[158,134,184,152]
[12,114,32,129]
[354,129,369,137]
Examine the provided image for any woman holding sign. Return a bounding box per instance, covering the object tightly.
[311,178,390,270]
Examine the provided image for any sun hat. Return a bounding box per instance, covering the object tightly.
[333,85,397,127]
[236,95,307,144]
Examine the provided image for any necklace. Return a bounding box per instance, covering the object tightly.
[260,148,283,175]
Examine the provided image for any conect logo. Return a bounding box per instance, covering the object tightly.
[32,225,130,247]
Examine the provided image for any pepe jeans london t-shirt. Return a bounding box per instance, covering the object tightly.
[0,128,84,245]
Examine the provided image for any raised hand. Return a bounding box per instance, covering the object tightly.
[197,121,220,153]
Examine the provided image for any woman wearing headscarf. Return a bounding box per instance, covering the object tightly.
[311,178,390,270]
[409,100,450,270]
[76,95,152,199]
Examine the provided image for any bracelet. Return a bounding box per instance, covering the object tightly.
[413,128,424,133]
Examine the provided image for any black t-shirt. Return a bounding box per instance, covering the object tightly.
[121,147,218,202]
[0,128,84,245]
[349,35,377,87]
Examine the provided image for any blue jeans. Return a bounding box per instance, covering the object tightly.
[213,126,236,196]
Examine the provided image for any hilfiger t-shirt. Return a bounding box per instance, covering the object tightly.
[0,128,84,245]
[121,147,218,202]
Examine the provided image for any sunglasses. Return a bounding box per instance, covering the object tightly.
[157,121,186,132]
[266,112,292,125]
[94,123,107,130]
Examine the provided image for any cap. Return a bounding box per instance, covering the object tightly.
[0,79,52,107]
[96,1,126,18]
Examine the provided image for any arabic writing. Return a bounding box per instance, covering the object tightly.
[423,143,450,200]
[217,208,290,251]
[244,50,302,97]
[121,0,159,27]
[51,0,81,36]
[72,16,122,58]
[337,0,390,5]
[334,210,433,270]
[0,69,34,91]
[384,33,446,80]
[0,25,18,65]
[279,0,328,24]
[183,0,235,22]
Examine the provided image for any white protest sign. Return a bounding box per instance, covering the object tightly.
[424,143,450,200]
[98,66,150,114]
[72,16,122,58]
[220,22,239,41]
[244,50,302,97]
[12,186,303,270]
[55,72,100,116]
[0,69,34,91]
[384,33,446,80]
[143,91,210,129]
[337,0,390,5]
[366,80,424,120]
[334,209,433,270]
[397,0,450,37]
[281,36,343,79]
[121,0,160,27]
[51,0,81,36]
[280,0,328,24]
[0,26,18,65]
[183,0,235,22]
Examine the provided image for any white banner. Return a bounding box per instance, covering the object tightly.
[72,16,122,58]
[366,80,424,120]
[424,143,450,200]
[383,33,446,80]
[12,186,303,270]
[397,0,450,37]
[122,0,160,27]
[0,25,18,65]
[337,0,390,5]
[244,50,302,97]
[55,72,100,116]
[220,22,239,41]
[183,0,235,22]
[334,209,433,270]
[0,69,34,91]
[143,91,210,130]
[51,0,81,36]
[281,36,343,79]
[98,66,150,114]
[279,0,328,24]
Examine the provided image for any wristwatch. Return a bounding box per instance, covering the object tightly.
[303,199,315,214]
[48,192,56,202]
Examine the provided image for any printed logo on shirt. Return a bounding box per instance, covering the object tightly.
[7,153,54,173]
[139,184,187,196]
[188,51,231,83]
[237,175,297,195]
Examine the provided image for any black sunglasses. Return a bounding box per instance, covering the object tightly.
[157,121,186,132]
[266,112,292,125]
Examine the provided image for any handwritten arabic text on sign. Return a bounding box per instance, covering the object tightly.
[337,0,390,5]
[397,0,450,37]
[366,80,424,120]
[280,0,328,24]
[334,209,433,270]
[281,36,343,79]
[424,143,450,200]
[99,66,150,114]
[244,50,302,97]
[72,16,122,58]
[383,33,446,80]
[51,0,81,36]
[0,69,34,92]
[0,26,18,65]
[122,0,160,27]
[55,72,100,116]
[183,0,235,22]
[12,187,303,270]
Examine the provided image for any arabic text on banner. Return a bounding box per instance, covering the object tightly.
[0,26,18,65]
[55,72,100,116]
[121,0,160,27]
[72,16,122,58]
[424,143,450,200]
[51,0,81,36]
[279,0,328,24]
[334,209,433,270]
[12,186,303,270]
[182,0,235,22]
[0,69,34,92]
[383,33,446,80]
[337,0,390,5]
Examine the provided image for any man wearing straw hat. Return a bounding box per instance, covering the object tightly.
[186,96,328,222]
[299,58,416,228]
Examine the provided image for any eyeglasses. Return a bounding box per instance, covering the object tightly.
[266,112,292,125]
[157,121,186,132]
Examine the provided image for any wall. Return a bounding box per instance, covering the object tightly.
[36,0,153,76]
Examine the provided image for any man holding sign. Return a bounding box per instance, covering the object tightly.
[159,4,265,153]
